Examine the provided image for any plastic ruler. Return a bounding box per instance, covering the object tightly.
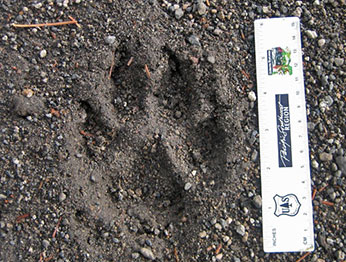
[254,17,314,252]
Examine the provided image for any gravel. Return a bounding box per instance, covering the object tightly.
[0,1,345,262]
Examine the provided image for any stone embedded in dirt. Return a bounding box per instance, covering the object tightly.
[187,35,201,46]
[318,38,326,47]
[334,57,344,67]
[105,35,116,45]
[42,239,50,249]
[184,182,192,191]
[262,6,270,14]
[22,89,34,98]
[207,56,216,64]
[216,253,223,260]
[319,152,333,162]
[139,247,155,260]
[59,192,67,202]
[199,231,207,238]
[336,156,346,174]
[253,195,262,209]
[248,91,257,102]
[12,96,46,117]
[197,2,207,15]
[175,8,184,20]
[306,30,318,39]
[40,49,47,58]
[235,224,246,236]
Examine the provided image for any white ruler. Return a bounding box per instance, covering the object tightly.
[254,17,314,253]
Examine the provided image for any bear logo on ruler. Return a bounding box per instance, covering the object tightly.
[273,194,301,217]
[267,47,293,75]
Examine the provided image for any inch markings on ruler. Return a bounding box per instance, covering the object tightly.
[254,17,314,253]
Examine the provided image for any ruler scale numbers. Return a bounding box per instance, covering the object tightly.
[254,17,314,253]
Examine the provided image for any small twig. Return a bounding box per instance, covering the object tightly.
[127,57,134,67]
[108,50,116,79]
[241,70,250,80]
[240,29,245,40]
[321,201,334,207]
[215,243,222,255]
[12,16,80,28]
[144,64,151,79]
[311,188,317,200]
[16,213,30,223]
[173,247,179,262]
[295,252,311,262]
[52,216,63,238]
[318,184,328,193]
[80,130,94,138]
[38,180,44,190]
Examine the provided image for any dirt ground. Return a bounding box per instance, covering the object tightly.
[0,1,345,262]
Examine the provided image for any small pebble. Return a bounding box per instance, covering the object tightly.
[42,239,50,249]
[248,91,257,102]
[318,38,326,47]
[175,8,184,20]
[235,224,246,236]
[319,152,333,162]
[197,2,207,15]
[306,30,318,39]
[262,6,270,14]
[59,192,67,202]
[187,35,201,46]
[216,253,223,260]
[105,35,116,45]
[139,247,155,260]
[184,182,192,191]
[334,58,344,67]
[336,250,345,260]
[253,195,262,209]
[222,235,230,243]
[22,89,34,98]
[214,223,222,231]
[311,159,319,169]
[207,56,216,64]
[40,49,47,58]
[199,231,207,238]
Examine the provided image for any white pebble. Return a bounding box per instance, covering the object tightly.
[40,49,47,58]
[184,182,192,191]
[306,30,318,39]
[248,91,257,102]
[139,247,155,260]
[199,231,207,238]
[318,38,326,47]
[216,253,223,260]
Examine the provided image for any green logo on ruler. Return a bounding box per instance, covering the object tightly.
[267,47,293,75]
